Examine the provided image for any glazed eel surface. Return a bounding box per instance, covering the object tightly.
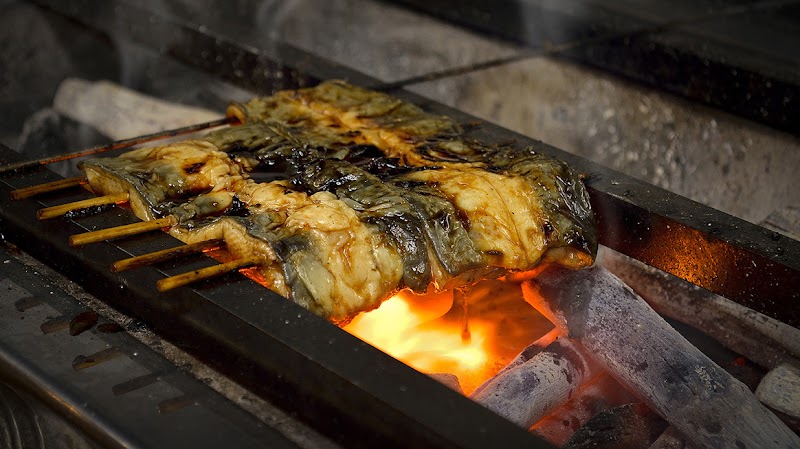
[81,81,597,322]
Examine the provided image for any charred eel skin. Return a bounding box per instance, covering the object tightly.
[80,81,597,321]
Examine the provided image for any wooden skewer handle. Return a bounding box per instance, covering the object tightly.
[156,257,260,292]
[69,216,176,247]
[37,193,129,220]
[11,176,86,200]
[111,239,225,272]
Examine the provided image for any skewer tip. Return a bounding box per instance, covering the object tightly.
[68,234,85,248]
[156,257,259,292]
[36,192,129,220]
[69,216,175,247]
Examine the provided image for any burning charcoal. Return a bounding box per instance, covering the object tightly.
[473,327,562,393]
[599,247,800,370]
[471,337,601,429]
[562,403,667,449]
[723,356,766,392]
[649,427,698,449]
[531,373,638,446]
[524,265,800,449]
[427,373,463,394]
[755,363,800,432]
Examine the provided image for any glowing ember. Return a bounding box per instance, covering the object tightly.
[344,279,553,395]
[226,240,551,395]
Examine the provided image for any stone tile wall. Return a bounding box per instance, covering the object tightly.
[273,0,800,224]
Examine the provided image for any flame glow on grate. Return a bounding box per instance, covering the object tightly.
[230,245,552,395]
[344,279,553,395]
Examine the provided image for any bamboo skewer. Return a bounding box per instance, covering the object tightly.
[69,216,177,247]
[156,257,261,292]
[111,239,225,272]
[0,117,236,174]
[11,176,87,200]
[37,192,129,220]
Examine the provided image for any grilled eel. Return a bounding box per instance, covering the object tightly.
[81,81,596,322]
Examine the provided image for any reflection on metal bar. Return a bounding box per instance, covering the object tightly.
[72,348,123,371]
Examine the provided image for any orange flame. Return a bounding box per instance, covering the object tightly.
[219,242,551,395]
[344,279,553,395]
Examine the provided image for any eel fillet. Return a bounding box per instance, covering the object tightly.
[81,80,597,322]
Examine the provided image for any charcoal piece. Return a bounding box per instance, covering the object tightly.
[471,337,601,429]
[531,373,638,447]
[599,247,800,371]
[563,403,667,449]
[525,265,800,449]
[755,363,800,432]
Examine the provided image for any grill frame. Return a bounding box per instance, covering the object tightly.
[1,1,798,447]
